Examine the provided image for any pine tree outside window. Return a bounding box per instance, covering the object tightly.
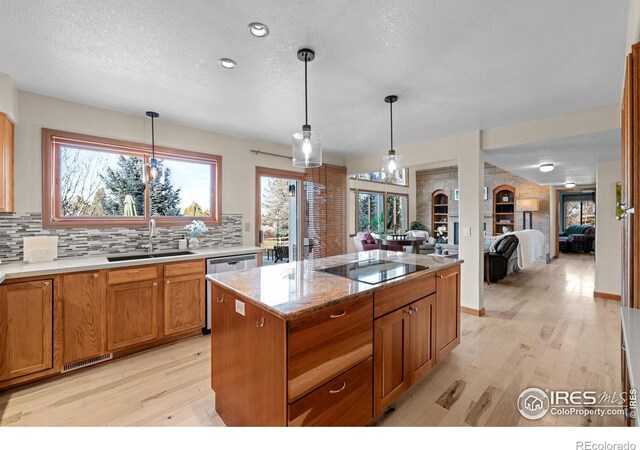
[42,129,221,228]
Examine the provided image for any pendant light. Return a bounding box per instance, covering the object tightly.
[146,111,160,181]
[292,48,322,168]
[381,95,403,175]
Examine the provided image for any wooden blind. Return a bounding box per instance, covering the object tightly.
[305,164,347,258]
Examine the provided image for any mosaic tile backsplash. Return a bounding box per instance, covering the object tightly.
[0,212,243,263]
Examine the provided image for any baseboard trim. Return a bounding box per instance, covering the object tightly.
[593,291,621,301]
[461,306,486,317]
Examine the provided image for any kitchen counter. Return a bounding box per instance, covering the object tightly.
[207,250,463,320]
[0,245,263,283]
[621,306,640,423]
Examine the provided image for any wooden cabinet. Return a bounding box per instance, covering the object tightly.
[288,293,373,401]
[62,271,105,364]
[289,358,373,427]
[163,274,205,335]
[211,286,286,426]
[374,304,411,414]
[0,113,14,213]
[373,293,437,415]
[0,279,53,382]
[106,279,159,351]
[436,266,461,361]
[409,294,436,383]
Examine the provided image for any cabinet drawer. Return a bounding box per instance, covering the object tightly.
[164,259,204,277]
[374,275,435,318]
[108,266,158,285]
[288,293,373,402]
[288,358,373,426]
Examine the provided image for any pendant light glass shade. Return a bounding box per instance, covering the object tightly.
[146,111,161,182]
[381,150,403,174]
[381,95,403,176]
[292,125,322,168]
[292,48,322,168]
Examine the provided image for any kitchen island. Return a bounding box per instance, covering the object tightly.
[206,250,463,426]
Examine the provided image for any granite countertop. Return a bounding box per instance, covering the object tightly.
[207,250,463,320]
[621,307,640,425]
[0,246,263,283]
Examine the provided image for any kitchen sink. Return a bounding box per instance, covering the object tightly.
[106,250,194,262]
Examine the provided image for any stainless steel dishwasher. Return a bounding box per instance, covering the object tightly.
[205,253,258,333]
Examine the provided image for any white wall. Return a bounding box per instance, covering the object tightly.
[0,73,18,123]
[13,91,345,246]
[595,160,622,296]
[549,186,557,259]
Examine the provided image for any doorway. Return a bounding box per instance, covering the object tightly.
[255,167,305,265]
[555,186,596,257]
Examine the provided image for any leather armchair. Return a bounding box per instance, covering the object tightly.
[489,235,519,282]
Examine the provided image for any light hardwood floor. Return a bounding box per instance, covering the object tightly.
[0,253,622,426]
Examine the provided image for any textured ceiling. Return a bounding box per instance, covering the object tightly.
[483,130,621,186]
[0,0,628,155]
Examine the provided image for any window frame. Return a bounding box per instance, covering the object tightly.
[42,128,222,228]
[349,169,409,187]
[353,188,409,235]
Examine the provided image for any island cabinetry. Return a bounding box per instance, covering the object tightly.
[435,266,461,361]
[106,266,160,351]
[0,279,53,382]
[62,271,106,365]
[210,285,286,426]
[288,293,373,402]
[288,357,373,426]
[163,260,205,336]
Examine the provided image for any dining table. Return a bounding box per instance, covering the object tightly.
[376,236,426,254]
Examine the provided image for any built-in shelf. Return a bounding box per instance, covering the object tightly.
[493,185,515,236]
[432,189,449,241]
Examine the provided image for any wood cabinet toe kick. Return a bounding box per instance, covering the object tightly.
[210,263,461,426]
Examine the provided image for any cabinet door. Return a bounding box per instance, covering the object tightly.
[106,280,158,351]
[409,294,436,383]
[210,285,229,394]
[374,306,411,415]
[0,114,14,213]
[163,274,205,336]
[436,266,461,361]
[62,271,105,364]
[0,280,53,381]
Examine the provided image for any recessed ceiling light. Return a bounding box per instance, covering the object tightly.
[539,163,554,173]
[218,58,236,69]
[248,22,269,37]
[565,182,577,188]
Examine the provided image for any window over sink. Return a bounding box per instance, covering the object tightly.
[42,129,221,228]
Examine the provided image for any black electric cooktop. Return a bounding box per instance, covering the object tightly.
[316,258,429,285]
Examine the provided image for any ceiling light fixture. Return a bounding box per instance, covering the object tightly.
[381,95,403,175]
[248,22,269,37]
[565,182,577,188]
[539,163,554,173]
[218,58,236,69]
[292,48,321,168]
[146,111,161,182]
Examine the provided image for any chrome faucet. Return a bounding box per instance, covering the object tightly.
[148,219,157,254]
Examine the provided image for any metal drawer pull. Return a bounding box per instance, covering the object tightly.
[217,296,225,303]
[152,282,157,287]
[166,280,170,284]
[329,381,346,394]
[44,282,50,287]
[330,310,347,319]
[93,273,99,278]
[256,316,265,328]
[125,270,141,274]
[404,308,413,315]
